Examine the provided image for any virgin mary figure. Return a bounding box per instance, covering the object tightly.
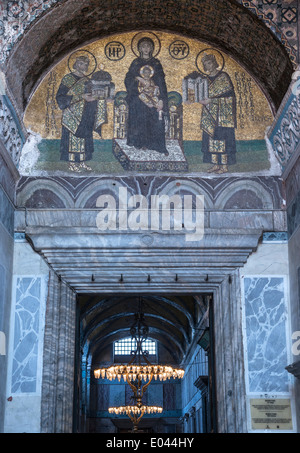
[124,37,169,155]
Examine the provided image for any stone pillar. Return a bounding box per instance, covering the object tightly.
[40,271,76,433]
[213,270,247,433]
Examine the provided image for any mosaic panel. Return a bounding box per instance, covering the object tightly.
[23,31,274,176]
[243,277,289,393]
[11,277,41,393]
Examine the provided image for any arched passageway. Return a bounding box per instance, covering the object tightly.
[1,0,298,436]
[76,293,216,433]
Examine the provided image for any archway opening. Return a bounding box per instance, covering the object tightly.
[74,293,217,434]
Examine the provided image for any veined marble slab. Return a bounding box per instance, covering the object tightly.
[243,276,289,393]
[11,277,41,393]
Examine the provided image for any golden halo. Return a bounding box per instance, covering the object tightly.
[131,32,161,58]
[195,48,225,77]
[68,49,97,76]
[140,65,155,78]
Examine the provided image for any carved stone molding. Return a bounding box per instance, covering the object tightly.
[268,70,300,173]
[16,175,285,210]
[0,95,25,168]
[37,247,248,432]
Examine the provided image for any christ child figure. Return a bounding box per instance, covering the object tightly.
[136,65,163,120]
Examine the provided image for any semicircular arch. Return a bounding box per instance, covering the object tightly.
[5,0,293,115]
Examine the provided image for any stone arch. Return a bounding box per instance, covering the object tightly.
[16,179,74,208]
[214,179,274,210]
[4,0,293,116]
[158,179,214,210]
[75,178,134,208]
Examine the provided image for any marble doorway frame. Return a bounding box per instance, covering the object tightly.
[38,256,248,433]
[21,218,262,433]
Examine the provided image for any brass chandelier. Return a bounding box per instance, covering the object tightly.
[94,299,184,431]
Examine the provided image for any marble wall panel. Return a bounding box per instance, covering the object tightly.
[0,266,5,340]
[10,277,41,393]
[243,276,289,393]
[0,222,14,432]
[0,263,6,432]
[287,227,300,431]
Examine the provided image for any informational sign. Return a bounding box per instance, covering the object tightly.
[250,398,293,430]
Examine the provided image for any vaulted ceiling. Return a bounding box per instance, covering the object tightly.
[79,293,210,365]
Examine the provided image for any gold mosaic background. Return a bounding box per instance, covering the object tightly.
[24,31,274,142]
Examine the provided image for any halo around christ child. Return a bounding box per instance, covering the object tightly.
[195,48,225,76]
[67,49,97,76]
[131,32,161,57]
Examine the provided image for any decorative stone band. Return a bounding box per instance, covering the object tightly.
[267,67,300,174]
[239,0,297,68]
[0,95,25,168]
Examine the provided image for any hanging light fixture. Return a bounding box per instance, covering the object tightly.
[108,405,163,432]
[93,362,185,382]
[94,298,184,431]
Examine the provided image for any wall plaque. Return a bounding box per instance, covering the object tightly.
[250,398,293,430]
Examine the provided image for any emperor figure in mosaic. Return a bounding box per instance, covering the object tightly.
[56,52,114,172]
[198,52,237,174]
